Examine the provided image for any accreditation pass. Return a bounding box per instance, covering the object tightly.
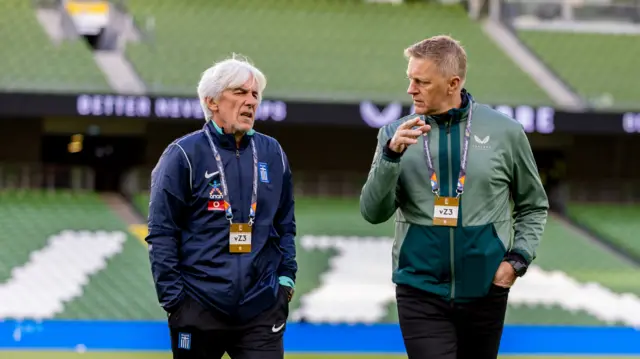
[229,223,252,253]
[433,196,459,227]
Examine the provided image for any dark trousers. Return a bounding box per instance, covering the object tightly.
[396,283,509,359]
[168,287,290,359]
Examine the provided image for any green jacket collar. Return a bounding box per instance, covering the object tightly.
[426,88,473,125]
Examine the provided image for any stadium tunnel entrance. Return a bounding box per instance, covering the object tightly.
[41,134,145,192]
[533,149,566,212]
[39,117,147,193]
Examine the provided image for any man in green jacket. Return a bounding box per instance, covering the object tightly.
[360,35,549,359]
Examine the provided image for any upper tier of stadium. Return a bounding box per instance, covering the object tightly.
[0,0,112,93]
[122,0,551,106]
[1,0,638,109]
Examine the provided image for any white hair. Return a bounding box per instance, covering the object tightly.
[197,54,267,121]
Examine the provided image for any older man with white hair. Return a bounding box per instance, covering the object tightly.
[146,55,297,359]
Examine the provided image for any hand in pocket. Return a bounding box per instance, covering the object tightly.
[492,261,516,288]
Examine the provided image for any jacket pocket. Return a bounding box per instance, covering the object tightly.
[454,223,506,299]
[168,295,191,327]
[395,224,450,286]
[278,285,291,315]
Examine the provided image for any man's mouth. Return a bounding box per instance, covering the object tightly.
[240,111,253,119]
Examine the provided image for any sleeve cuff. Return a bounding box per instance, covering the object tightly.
[382,139,405,163]
[505,251,529,266]
[279,276,295,289]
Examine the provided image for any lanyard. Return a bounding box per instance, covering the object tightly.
[204,127,258,226]
[422,103,474,197]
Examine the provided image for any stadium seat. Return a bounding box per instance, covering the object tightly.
[0,0,111,93]
[123,0,552,106]
[3,189,640,325]
[566,203,640,261]
[133,193,640,326]
[0,190,164,320]
[517,31,639,110]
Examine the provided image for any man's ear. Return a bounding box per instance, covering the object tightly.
[206,97,218,112]
[448,76,462,94]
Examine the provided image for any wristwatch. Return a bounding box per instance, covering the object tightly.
[507,259,528,277]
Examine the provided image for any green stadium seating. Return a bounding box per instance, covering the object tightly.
[0,0,111,93]
[133,193,640,326]
[566,203,640,262]
[0,190,164,320]
[3,0,638,112]
[2,188,639,325]
[517,31,639,110]
[124,0,552,106]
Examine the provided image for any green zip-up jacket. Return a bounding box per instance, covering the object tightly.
[360,92,549,301]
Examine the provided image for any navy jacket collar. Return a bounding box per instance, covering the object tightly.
[204,120,254,150]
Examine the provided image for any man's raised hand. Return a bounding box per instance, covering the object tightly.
[388,117,431,153]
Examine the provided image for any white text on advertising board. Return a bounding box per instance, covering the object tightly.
[77,94,152,117]
[359,101,555,134]
[77,94,287,122]
[622,112,640,133]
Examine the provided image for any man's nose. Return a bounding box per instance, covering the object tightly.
[246,95,258,107]
[407,82,418,95]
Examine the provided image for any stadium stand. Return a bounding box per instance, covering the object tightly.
[129,193,640,327]
[0,190,163,320]
[567,203,640,262]
[3,0,638,111]
[0,0,111,93]
[123,0,553,106]
[2,0,640,355]
[517,31,639,110]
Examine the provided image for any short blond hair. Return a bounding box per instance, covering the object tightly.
[404,35,467,85]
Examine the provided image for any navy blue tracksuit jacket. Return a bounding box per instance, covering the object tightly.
[146,121,297,324]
